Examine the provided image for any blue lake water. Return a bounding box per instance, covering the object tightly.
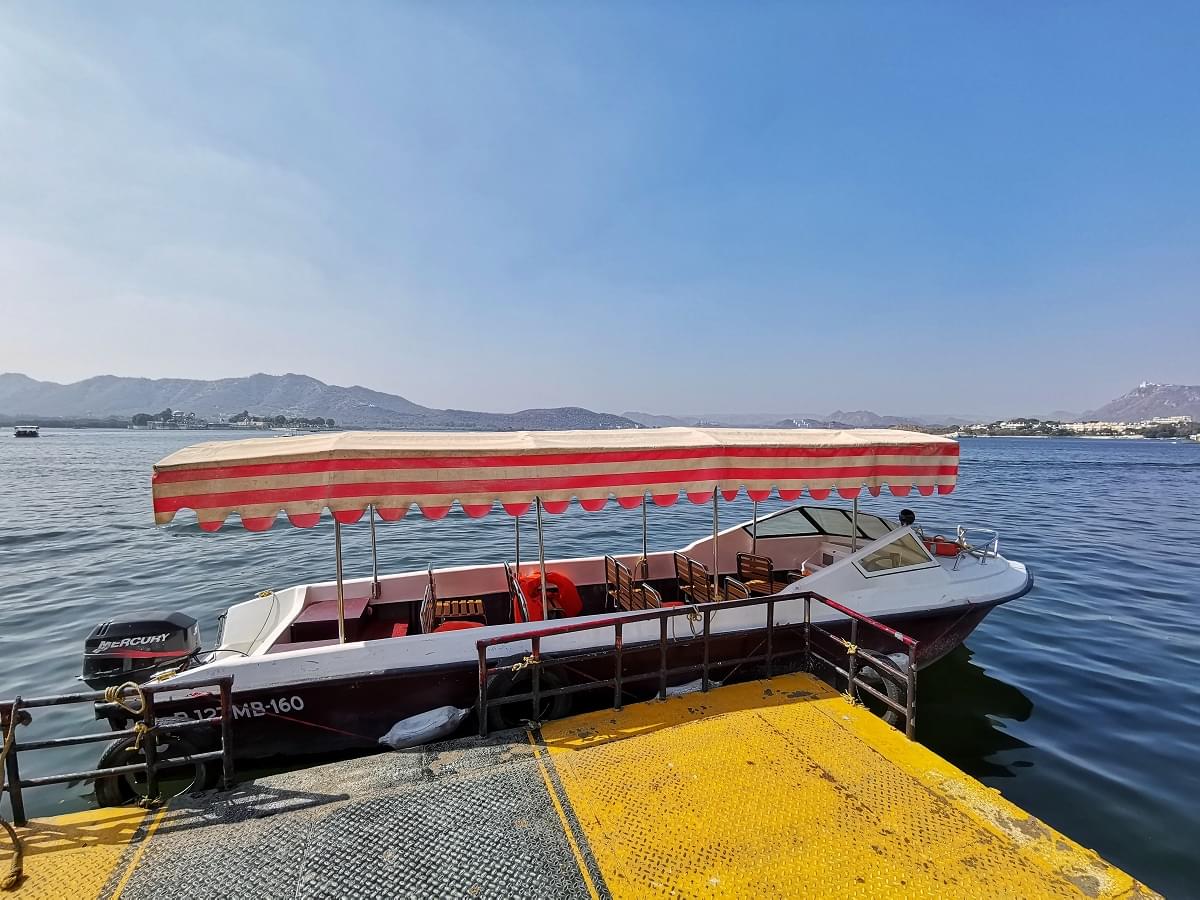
[1,430,1197,893]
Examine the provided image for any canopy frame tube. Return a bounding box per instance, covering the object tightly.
[368,505,380,600]
[334,520,346,644]
[535,498,548,621]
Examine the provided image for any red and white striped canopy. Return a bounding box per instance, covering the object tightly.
[151,427,959,532]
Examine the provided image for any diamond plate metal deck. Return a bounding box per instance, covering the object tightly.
[2,673,1157,899]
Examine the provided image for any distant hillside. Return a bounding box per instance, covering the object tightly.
[626,408,976,428]
[621,411,693,428]
[0,373,638,431]
[1087,383,1200,421]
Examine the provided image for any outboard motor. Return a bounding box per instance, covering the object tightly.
[81,611,200,689]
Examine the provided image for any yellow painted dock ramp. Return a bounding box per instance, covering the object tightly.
[1,672,1155,898]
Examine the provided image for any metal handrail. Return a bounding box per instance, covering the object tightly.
[955,526,1000,567]
[0,676,235,826]
[475,589,919,739]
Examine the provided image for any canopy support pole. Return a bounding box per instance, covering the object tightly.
[514,514,520,569]
[851,495,859,553]
[641,496,648,579]
[368,505,380,600]
[751,500,758,555]
[335,519,346,644]
[712,492,719,600]
[535,498,549,621]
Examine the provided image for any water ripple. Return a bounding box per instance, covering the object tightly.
[0,432,1197,892]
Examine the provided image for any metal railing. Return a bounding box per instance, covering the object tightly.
[476,590,918,740]
[1,677,234,826]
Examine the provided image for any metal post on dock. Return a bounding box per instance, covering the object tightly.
[335,520,346,644]
[369,505,380,600]
[2,697,26,826]
[141,691,160,804]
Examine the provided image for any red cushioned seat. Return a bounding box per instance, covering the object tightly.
[662,601,686,607]
[390,622,410,638]
[434,620,485,633]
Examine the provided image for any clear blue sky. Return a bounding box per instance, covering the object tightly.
[2,3,1197,418]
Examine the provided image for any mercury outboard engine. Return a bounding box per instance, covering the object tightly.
[81,611,200,688]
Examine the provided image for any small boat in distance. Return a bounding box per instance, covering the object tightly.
[13,425,39,437]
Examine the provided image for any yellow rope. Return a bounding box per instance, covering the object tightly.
[102,682,146,718]
[128,722,151,754]
[510,654,541,673]
[1,699,25,891]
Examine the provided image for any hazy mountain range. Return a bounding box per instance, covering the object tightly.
[1,372,1196,429]
[0,373,635,430]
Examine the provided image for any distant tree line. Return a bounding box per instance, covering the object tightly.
[131,408,194,426]
[130,409,335,428]
[227,410,335,428]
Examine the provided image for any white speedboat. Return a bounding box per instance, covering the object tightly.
[80,427,1031,786]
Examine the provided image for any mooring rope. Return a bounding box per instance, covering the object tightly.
[1,698,25,891]
[103,682,146,718]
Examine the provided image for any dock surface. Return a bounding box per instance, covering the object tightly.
[2,672,1155,898]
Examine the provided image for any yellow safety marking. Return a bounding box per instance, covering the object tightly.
[539,673,1158,899]
[526,730,601,900]
[109,806,166,899]
[0,806,148,899]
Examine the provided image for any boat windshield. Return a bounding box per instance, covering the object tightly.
[856,532,935,576]
[748,506,896,541]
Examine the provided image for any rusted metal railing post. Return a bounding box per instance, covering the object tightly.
[701,608,712,692]
[477,644,489,738]
[614,623,624,710]
[658,617,668,700]
[906,644,918,739]
[141,690,160,805]
[218,678,235,790]
[530,637,542,724]
[765,600,775,679]
[847,619,859,696]
[803,596,812,671]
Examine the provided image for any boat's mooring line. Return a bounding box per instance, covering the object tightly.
[262,711,376,743]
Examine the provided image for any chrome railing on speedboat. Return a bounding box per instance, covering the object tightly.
[917,525,1000,568]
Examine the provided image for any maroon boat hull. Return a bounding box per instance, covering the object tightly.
[150,598,1009,762]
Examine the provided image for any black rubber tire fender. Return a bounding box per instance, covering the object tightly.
[93,730,218,807]
[851,650,906,728]
[486,667,572,732]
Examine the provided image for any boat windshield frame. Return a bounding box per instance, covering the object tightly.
[745,505,897,542]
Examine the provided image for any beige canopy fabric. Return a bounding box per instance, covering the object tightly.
[151,427,959,531]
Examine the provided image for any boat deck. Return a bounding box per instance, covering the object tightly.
[1,672,1154,898]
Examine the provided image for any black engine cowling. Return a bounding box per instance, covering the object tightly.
[82,611,200,689]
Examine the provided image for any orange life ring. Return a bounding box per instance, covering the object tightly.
[923,536,961,557]
[517,571,583,620]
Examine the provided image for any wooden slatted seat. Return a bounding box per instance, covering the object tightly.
[604,555,622,610]
[426,566,486,626]
[736,552,790,596]
[722,577,752,602]
[673,552,715,604]
[433,597,486,622]
[606,555,677,611]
